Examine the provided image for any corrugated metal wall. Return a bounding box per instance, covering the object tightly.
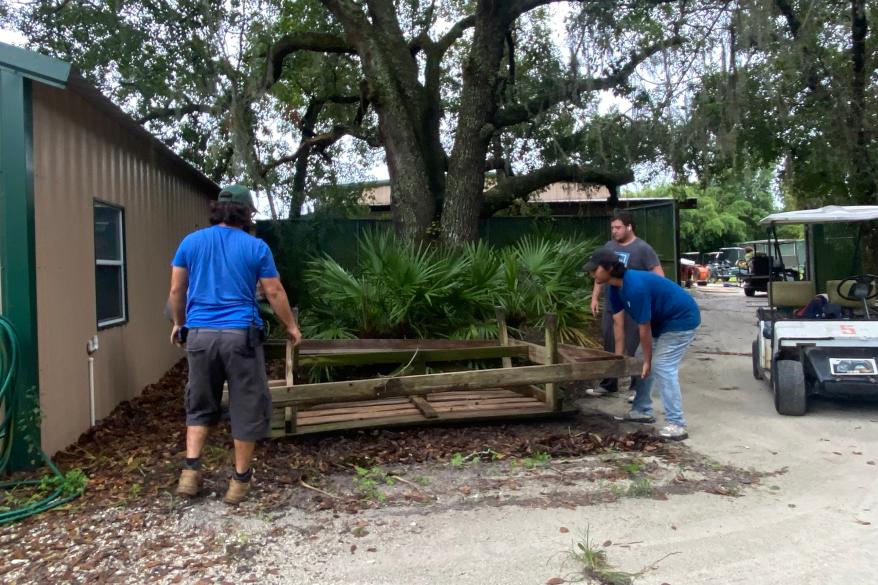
[31,82,213,455]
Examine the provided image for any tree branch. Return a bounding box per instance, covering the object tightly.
[260,124,381,177]
[436,15,477,54]
[264,32,356,88]
[481,164,634,216]
[774,0,801,38]
[135,103,212,124]
[494,35,684,128]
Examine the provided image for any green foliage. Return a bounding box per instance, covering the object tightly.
[630,167,779,253]
[568,527,635,585]
[1,468,88,512]
[626,477,653,498]
[39,468,88,498]
[299,230,597,345]
[519,451,551,469]
[352,465,394,502]
[680,2,878,207]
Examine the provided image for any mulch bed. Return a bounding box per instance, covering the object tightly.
[4,358,664,520]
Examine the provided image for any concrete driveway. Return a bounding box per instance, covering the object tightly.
[258,286,877,585]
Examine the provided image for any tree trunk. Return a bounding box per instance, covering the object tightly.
[441,2,509,243]
[287,148,309,218]
[321,0,443,241]
[847,0,875,203]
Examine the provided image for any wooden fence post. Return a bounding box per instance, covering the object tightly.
[544,313,559,410]
[495,306,513,369]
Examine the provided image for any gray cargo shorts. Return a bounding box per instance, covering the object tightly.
[184,328,271,442]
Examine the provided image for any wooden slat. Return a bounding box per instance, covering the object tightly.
[431,402,547,414]
[495,307,513,369]
[296,402,419,418]
[274,405,574,437]
[410,396,439,418]
[299,397,412,410]
[269,357,639,407]
[428,398,539,409]
[264,338,506,358]
[295,405,422,426]
[508,385,548,402]
[294,345,528,368]
[425,389,523,401]
[544,314,559,411]
[285,340,297,435]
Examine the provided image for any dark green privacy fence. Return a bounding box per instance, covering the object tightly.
[256,201,680,305]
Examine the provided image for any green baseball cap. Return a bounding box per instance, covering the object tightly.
[217,184,255,210]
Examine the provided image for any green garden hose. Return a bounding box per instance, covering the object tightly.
[0,315,83,524]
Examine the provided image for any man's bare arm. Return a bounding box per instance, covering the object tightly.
[591,282,602,315]
[260,276,302,344]
[651,264,665,277]
[168,267,188,344]
[639,323,653,378]
[613,311,625,355]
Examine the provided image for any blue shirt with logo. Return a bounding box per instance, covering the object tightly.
[608,269,700,336]
[171,225,278,329]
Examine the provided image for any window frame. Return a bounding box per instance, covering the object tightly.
[94,200,128,329]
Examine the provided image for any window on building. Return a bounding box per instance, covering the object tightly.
[94,202,127,327]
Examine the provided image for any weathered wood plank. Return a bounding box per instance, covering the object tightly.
[264,338,506,358]
[508,385,548,402]
[431,402,546,414]
[294,345,528,368]
[428,397,539,410]
[296,402,418,419]
[293,406,423,426]
[544,314,559,411]
[284,340,297,435]
[425,389,524,400]
[269,357,639,407]
[410,396,439,419]
[495,306,513,369]
[276,405,575,437]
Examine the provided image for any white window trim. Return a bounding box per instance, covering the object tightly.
[95,202,127,328]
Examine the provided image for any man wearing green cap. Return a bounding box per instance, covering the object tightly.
[167,184,301,504]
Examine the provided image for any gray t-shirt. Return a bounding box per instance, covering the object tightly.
[603,237,660,271]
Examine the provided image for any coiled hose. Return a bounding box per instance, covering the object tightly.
[1,315,83,524]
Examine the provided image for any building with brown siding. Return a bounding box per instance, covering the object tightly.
[0,43,218,466]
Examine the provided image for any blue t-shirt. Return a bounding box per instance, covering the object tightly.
[171,225,278,329]
[608,269,700,337]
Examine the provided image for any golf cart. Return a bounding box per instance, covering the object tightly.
[752,205,878,415]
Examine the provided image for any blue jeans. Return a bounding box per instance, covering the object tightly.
[631,329,696,427]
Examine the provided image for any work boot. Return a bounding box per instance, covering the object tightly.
[176,469,202,497]
[223,478,251,505]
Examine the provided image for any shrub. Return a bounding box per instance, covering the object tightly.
[299,230,598,345]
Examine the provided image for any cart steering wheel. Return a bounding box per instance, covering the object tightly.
[836,274,878,301]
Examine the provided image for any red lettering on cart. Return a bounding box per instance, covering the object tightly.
[840,325,857,335]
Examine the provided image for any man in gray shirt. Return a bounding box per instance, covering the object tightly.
[587,211,664,396]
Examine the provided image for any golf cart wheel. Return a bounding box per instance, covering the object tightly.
[744,287,756,297]
[752,340,764,380]
[772,359,807,416]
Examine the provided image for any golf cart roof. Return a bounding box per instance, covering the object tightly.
[760,205,878,225]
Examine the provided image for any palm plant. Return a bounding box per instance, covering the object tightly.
[300,230,599,345]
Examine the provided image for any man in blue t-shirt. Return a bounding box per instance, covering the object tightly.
[585,247,700,440]
[167,184,301,504]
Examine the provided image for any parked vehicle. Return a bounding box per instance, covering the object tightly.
[752,205,878,415]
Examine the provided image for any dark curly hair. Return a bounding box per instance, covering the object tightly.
[210,201,253,231]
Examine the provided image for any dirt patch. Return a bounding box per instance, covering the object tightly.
[1,360,773,584]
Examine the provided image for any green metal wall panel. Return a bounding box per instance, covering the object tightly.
[257,205,679,305]
[0,69,41,470]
